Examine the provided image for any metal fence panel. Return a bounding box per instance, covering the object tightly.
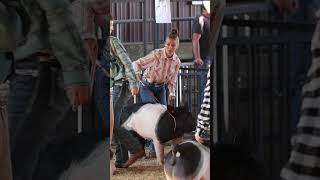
[216,18,315,180]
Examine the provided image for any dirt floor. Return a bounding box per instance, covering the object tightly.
[111,158,166,180]
[111,134,194,180]
[111,145,172,180]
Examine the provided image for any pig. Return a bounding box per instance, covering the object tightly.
[163,141,210,180]
[120,102,196,166]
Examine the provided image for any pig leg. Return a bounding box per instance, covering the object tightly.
[153,139,164,165]
[172,136,183,144]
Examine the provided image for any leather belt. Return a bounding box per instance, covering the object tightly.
[113,79,128,86]
[29,52,55,62]
[141,80,165,87]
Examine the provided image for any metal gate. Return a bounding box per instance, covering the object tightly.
[216,18,315,179]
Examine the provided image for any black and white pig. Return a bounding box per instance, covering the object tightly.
[163,141,210,180]
[120,102,196,165]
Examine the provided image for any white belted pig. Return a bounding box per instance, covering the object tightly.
[120,102,196,165]
[163,141,210,180]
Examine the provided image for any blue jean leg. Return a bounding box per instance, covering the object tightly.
[0,82,12,180]
[94,62,110,135]
[8,60,70,180]
[112,82,132,164]
[196,56,211,104]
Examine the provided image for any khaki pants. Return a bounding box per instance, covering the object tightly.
[0,82,12,180]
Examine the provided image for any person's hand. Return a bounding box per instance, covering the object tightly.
[84,38,98,64]
[136,74,141,83]
[273,0,298,15]
[195,134,205,144]
[169,95,175,102]
[194,58,204,66]
[65,85,90,111]
[131,87,139,96]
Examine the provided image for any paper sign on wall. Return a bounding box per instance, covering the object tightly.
[155,0,171,23]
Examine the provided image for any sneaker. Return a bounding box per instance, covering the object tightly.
[144,151,156,159]
[115,162,125,168]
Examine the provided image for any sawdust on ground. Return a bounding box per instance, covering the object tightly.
[111,146,172,180]
[111,157,166,180]
[111,134,195,180]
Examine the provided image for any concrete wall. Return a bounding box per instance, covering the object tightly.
[123,42,193,62]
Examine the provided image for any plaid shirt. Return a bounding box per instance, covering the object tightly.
[133,48,181,96]
[71,0,108,40]
[13,0,90,87]
[106,36,138,89]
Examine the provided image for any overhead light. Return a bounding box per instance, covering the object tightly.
[192,0,210,5]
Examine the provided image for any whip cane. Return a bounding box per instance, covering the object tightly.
[77,105,82,133]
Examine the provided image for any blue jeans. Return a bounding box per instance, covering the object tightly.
[0,82,12,180]
[94,59,110,134]
[112,80,132,164]
[8,59,70,180]
[139,80,167,105]
[139,80,167,153]
[196,56,211,104]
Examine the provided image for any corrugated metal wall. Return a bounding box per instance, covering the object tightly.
[111,1,201,42]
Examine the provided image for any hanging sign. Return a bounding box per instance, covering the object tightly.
[155,0,171,23]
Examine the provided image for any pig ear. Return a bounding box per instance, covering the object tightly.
[170,143,179,165]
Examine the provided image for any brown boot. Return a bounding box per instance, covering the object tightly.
[121,149,145,168]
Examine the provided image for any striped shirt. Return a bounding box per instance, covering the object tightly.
[195,68,210,139]
[133,48,181,96]
[280,9,320,180]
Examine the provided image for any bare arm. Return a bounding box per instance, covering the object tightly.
[192,33,201,59]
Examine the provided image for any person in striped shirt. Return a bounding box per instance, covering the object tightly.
[272,0,320,179]
[133,28,181,157]
[195,67,210,147]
